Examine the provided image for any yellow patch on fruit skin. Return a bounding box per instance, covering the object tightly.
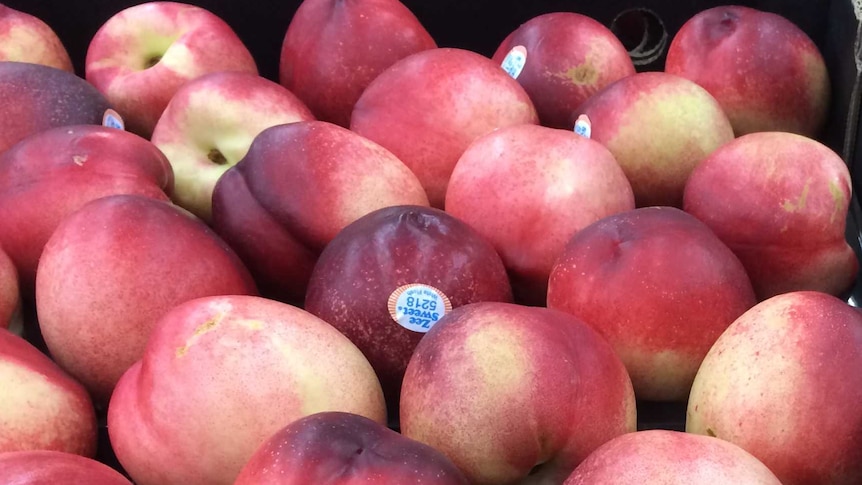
[828,181,847,223]
[402,321,536,485]
[781,180,811,213]
[0,25,63,68]
[612,86,732,180]
[268,330,383,419]
[623,348,695,402]
[686,299,802,449]
[268,332,327,414]
[0,360,90,454]
[553,64,598,86]
[237,319,264,331]
[464,324,528,395]
[192,314,223,336]
[549,37,616,87]
[175,311,227,357]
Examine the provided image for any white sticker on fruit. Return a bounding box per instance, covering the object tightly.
[574,114,592,139]
[102,109,125,130]
[387,284,453,333]
[501,45,527,79]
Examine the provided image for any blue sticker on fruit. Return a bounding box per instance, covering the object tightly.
[388,284,453,333]
[102,109,125,130]
[501,45,527,79]
[574,114,592,139]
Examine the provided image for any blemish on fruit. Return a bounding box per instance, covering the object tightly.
[193,314,223,336]
[72,155,87,166]
[828,180,846,222]
[553,64,598,85]
[706,427,717,437]
[781,180,810,213]
[175,312,227,357]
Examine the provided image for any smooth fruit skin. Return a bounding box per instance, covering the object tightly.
[491,11,635,129]
[0,125,173,297]
[0,328,97,456]
[305,205,513,421]
[151,70,315,222]
[234,411,469,485]
[576,71,735,208]
[400,302,636,485]
[0,62,111,154]
[85,1,258,137]
[0,5,73,71]
[0,450,133,485]
[280,0,436,127]
[212,121,429,304]
[547,206,757,402]
[687,291,862,485]
[563,430,782,484]
[445,123,634,305]
[108,295,387,485]
[351,47,539,207]
[683,131,857,300]
[35,195,258,405]
[213,168,318,304]
[0,247,18,329]
[666,5,830,137]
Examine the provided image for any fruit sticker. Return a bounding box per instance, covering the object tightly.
[102,109,125,130]
[574,114,592,138]
[387,284,452,333]
[500,45,527,79]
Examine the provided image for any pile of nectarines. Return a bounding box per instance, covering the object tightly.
[0,1,860,484]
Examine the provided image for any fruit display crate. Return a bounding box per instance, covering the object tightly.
[2,0,862,482]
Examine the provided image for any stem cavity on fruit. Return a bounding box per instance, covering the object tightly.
[208,148,228,166]
[140,34,179,70]
[144,54,162,68]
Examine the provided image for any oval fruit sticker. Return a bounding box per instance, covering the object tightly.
[387,284,453,333]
